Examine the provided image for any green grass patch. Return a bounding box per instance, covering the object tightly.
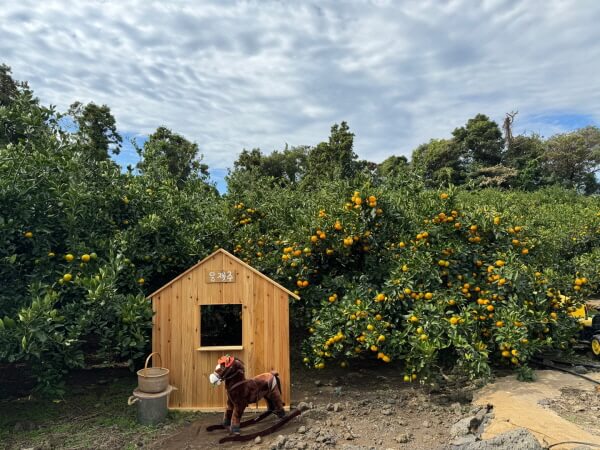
[0,369,206,450]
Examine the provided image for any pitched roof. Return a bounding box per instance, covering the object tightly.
[147,248,301,300]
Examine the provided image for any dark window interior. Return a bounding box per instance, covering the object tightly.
[200,304,242,347]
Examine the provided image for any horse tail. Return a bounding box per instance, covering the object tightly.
[268,371,280,392]
[269,371,285,410]
[275,373,282,396]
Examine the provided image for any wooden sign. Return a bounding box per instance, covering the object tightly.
[206,270,236,283]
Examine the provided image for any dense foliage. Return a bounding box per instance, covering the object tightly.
[1,65,599,394]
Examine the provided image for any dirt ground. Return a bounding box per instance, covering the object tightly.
[156,363,600,450]
[3,360,600,450]
[474,370,600,449]
[154,363,477,450]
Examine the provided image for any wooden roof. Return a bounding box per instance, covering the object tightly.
[147,248,300,300]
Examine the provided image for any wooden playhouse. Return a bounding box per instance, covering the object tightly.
[147,248,299,411]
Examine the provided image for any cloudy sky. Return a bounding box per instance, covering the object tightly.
[2,0,600,189]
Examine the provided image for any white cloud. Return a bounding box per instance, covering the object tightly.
[2,0,599,170]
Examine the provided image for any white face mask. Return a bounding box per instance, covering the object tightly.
[209,365,223,385]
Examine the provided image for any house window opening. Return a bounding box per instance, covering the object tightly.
[200,304,242,347]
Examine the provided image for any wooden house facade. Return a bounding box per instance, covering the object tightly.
[148,249,299,411]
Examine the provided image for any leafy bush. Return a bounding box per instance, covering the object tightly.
[227,180,599,381]
[2,66,599,394]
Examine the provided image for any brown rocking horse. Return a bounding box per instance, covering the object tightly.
[206,355,303,443]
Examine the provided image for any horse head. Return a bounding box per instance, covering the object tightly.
[209,355,245,385]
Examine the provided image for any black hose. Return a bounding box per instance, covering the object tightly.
[546,440,600,449]
[531,358,600,385]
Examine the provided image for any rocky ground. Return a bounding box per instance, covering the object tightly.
[543,385,600,437]
[3,360,599,449]
[157,364,546,450]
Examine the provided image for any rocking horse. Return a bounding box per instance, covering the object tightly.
[206,355,303,444]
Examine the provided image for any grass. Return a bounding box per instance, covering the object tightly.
[0,368,206,450]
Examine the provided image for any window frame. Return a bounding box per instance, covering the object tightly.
[197,303,243,352]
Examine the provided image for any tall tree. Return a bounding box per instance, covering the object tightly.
[502,134,547,190]
[232,146,308,184]
[0,64,19,107]
[68,102,122,162]
[304,122,358,186]
[233,148,263,172]
[378,155,409,178]
[0,65,55,148]
[453,114,504,167]
[411,139,464,186]
[137,126,208,186]
[543,126,600,194]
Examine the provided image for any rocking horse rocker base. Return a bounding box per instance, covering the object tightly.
[207,356,304,444]
[208,408,302,443]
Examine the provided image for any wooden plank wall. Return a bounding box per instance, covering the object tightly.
[151,251,291,410]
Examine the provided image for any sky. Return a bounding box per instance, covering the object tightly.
[2,0,600,191]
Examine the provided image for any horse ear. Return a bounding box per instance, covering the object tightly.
[218,355,234,367]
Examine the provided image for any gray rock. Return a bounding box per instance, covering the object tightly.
[255,436,262,444]
[440,428,542,450]
[296,401,310,412]
[381,408,393,416]
[270,435,287,450]
[298,425,307,434]
[474,407,488,423]
[450,435,478,446]
[451,417,476,438]
[333,402,342,412]
[395,432,413,443]
[423,420,432,428]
